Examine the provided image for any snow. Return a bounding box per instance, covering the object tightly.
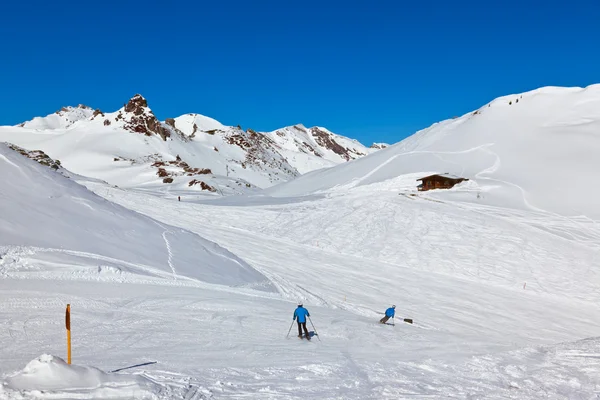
[2,354,159,393]
[19,106,95,130]
[172,113,226,133]
[2,85,600,399]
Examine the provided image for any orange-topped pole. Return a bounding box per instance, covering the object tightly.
[66,304,71,364]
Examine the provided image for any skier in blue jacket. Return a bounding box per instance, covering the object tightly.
[293,303,311,339]
[380,305,395,324]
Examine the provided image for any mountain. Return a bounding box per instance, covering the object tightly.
[0,95,377,195]
[266,84,600,219]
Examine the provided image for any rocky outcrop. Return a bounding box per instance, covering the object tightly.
[122,94,171,141]
[309,127,366,161]
[224,127,299,183]
[7,144,62,171]
[189,179,217,192]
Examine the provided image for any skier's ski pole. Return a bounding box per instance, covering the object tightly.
[286,320,294,338]
[392,317,395,326]
[308,317,321,341]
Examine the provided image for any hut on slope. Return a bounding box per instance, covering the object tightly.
[417,174,469,191]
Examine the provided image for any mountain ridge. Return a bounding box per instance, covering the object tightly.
[1,94,380,194]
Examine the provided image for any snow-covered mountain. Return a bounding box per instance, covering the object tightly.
[261,124,370,174]
[0,95,376,195]
[267,84,600,219]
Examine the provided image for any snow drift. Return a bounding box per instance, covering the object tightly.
[0,354,182,399]
[2,354,156,391]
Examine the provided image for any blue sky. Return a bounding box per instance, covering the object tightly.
[1,1,599,145]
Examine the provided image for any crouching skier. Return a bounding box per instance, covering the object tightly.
[293,303,311,340]
[380,305,395,324]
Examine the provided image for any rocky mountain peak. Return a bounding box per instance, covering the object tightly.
[119,94,170,141]
[124,94,148,115]
[309,127,366,161]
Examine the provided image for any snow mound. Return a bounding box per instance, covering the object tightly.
[267,84,600,219]
[3,354,155,391]
[0,354,202,399]
[0,143,272,289]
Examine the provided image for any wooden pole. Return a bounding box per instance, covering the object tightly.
[66,304,71,364]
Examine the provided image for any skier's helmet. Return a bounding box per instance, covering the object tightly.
[392,305,396,309]
[298,301,303,307]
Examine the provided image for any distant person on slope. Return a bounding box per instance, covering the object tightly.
[379,305,395,324]
[293,303,311,339]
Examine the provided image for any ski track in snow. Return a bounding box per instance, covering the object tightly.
[0,153,25,173]
[162,230,177,280]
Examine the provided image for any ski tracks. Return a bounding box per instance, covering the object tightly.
[265,272,330,307]
[162,230,177,280]
[140,371,212,400]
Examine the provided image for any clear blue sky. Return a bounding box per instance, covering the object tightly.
[1,1,599,145]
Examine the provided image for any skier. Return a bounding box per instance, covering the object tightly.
[293,302,311,340]
[379,305,395,324]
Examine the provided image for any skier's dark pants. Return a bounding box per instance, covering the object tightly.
[297,321,309,337]
[380,316,390,324]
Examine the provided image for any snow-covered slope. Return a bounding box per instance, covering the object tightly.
[0,143,270,288]
[18,105,96,130]
[267,84,600,219]
[1,95,376,196]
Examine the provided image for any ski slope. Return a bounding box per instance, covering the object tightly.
[5,170,594,399]
[2,85,600,399]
